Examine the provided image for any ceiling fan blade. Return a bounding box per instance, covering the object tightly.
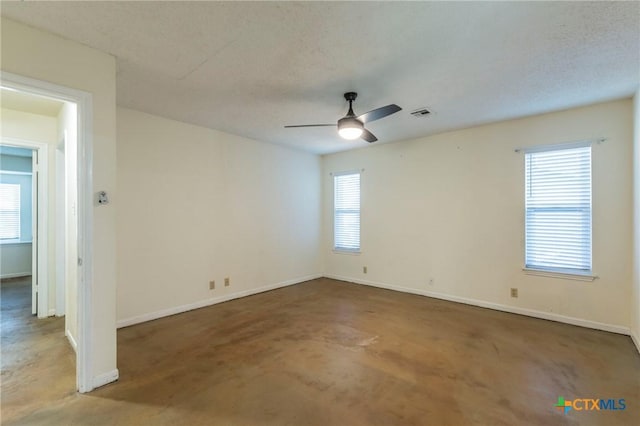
[361,129,378,143]
[284,124,335,128]
[358,104,402,123]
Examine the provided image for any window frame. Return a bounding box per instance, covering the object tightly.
[333,170,361,254]
[522,142,597,281]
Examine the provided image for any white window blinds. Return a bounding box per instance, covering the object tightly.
[525,145,592,273]
[334,172,360,252]
[0,183,21,240]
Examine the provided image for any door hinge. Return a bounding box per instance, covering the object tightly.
[78,258,83,266]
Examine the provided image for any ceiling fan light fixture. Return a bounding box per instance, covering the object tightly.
[338,117,364,140]
[285,92,401,144]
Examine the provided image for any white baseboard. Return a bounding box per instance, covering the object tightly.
[115,272,634,343]
[65,329,78,352]
[92,369,119,389]
[631,332,640,354]
[48,308,56,317]
[116,274,323,329]
[325,274,631,336]
[0,272,31,279]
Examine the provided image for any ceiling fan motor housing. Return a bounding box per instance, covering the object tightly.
[338,116,363,130]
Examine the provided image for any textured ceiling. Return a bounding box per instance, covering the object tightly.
[2,2,639,154]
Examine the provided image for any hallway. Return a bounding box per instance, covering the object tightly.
[0,277,75,422]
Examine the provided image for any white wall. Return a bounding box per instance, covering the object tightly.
[0,153,31,172]
[116,108,322,325]
[0,243,31,278]
[324,99,633,331]
[632,90,640,351]
[1,17,118,387]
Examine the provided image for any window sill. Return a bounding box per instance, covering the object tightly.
[523,267,597,282]
[332,249,361,256]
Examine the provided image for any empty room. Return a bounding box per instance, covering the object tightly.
[1,2,639,425]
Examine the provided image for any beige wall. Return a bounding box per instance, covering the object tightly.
[1,18,118,385]
[633,90,640,350]
[323,99,633,330]
[116,108,322,324]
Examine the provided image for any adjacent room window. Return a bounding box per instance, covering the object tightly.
[0,183,21,241]
[525,144,592,274]
[334,171,360,252]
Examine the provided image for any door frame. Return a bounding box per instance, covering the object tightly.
[0,138,49,319]
[1,71,95,393]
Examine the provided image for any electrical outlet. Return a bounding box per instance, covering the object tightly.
[209,280,215,290]
[363,266,367,274]
[510,288,518,298]
[224,277,230,287]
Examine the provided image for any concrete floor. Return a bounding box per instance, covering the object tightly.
[1,277,639,425]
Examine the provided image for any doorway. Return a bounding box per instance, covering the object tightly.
[1,72,94,392]
[0,145,38,315]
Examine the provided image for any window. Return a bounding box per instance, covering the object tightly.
[334,171,360,252]
[525,144,591,274]
[0,183,21,240]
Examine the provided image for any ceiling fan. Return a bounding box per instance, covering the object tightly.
[285,92,401,143]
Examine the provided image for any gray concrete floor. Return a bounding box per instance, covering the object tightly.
[1,277,639,425]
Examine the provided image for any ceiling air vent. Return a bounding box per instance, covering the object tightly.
[410,107,432,118]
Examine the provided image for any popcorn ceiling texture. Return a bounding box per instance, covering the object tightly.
[3,1,638,154]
